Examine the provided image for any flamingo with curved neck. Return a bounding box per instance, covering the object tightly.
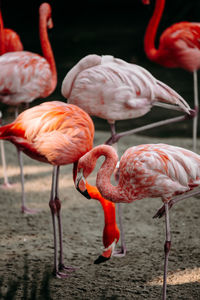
[76,143,200,300]
[0,2,57,213]
[142,0,200,151]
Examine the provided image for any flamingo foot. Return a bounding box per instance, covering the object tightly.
[0,182,16,189]
[153,205,166,219]
[53,270,70,279]
[59,263,77,273]
[21,205,39,215]
[112,245,127,258]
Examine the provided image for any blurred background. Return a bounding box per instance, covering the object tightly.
[1,0,200,137]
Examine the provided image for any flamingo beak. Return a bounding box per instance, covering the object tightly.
[75,169,91,199]
[94,240,117,264]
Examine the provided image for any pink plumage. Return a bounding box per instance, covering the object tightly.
[76,143,200,299]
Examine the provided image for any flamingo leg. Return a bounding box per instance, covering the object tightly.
[162,203,171,300]
[49,166,60,277]
[105,114,193,145]
[54,166,76,273]
[49,166,75,278]
[193,70,198,152]
[153,187,200,219]
[0,140,11,187]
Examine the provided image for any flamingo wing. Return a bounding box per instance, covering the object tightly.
[120,144,200,201]
[0,101,94,165]
[0,51,53,105]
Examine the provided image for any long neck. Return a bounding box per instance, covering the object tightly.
[86,182,117,225]
[90,145,122,203]
[0,11,5,54]
[39,9,57,90]
[144,0,165,61]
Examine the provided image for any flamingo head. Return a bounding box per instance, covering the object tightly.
[94,224,120,264]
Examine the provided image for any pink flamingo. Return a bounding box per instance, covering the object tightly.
[0,9,23,187]
[0,3,57,213]
[0,100,121,276]
[61,54,193,146]
[142,0,200,151]
[61,54,194,255]
[75,143,200,300]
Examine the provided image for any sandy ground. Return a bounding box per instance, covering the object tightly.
[0,130,200,300]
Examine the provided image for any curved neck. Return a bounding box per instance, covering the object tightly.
[39,7,57,89]
[0,11,5,54]
[144,0,165,61]
[88,145,121,203]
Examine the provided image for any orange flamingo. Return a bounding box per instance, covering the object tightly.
[0,9,23,187]
[0,3,57,213]
[75,143,200,300]
[142,0,200,151]
[0,101,121,277]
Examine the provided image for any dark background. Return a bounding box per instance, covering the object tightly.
[1,0,200,137]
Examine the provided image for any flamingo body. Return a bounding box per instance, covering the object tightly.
[77,143,200,204]
[0,3,57,107]
[0,51,55,105]
[0,101,94,164]
[143,0,200,151]
[3,29,23,52]
[62,54,190,124]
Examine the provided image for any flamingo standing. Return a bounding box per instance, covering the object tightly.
[0,100,121,277]
[142,0,200,152]
[0,2,57,213]
[75,143,200,300]
[61,54,193,146]
[61,54,193,255]
[0,9,23,187]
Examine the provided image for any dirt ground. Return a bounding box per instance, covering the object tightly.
[0,130,200,300]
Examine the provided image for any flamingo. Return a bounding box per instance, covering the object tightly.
[61,53,194,255]
[75,143,200,300]
[142,0,200,152]
[0,2,57,213]
[61,54,193,146]
[0,100,122,277]
[0,9,23,187]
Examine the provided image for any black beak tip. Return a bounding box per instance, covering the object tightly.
[76,187,91,199]
[94,255,110,264]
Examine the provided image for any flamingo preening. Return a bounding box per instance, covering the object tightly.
[142,0,200,152]
[76,143,200,300]
[0,3,57,213]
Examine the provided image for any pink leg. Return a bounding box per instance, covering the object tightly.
[154,188,200,219]
[105,113,194,145]
[162,203,171,300]
[17,149,37,214]
[49,166,75,278]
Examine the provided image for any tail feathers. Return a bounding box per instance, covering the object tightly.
[156,80,191,114]
[0,123,13,139]
[61,54,101,99]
